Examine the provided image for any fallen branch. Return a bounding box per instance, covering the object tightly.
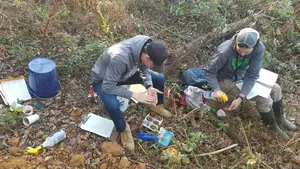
[194,143,238,157]
[177,108,200,121]
[164,10,264,76]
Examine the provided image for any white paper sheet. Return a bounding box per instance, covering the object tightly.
[236,68,278,99]
[79,113,115,138]
[257,68,278,88]
[236,82,272,99]
[0,77,32,105]
[129,84,147,103]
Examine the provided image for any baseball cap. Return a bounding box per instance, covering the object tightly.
[236,28,260,48]
[146,40,168,72]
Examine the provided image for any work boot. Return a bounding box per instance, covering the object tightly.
[273,99,297,131]
[259,110,289,140]
[149,105,172,118]
[120,123,134,151]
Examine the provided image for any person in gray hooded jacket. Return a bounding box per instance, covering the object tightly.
[205,28,296,140]
[91,35,172,151]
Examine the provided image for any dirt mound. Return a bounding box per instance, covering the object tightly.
[0,157,32,169]
[69,154,85,167]
[101,141,124,156]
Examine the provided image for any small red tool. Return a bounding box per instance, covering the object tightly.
[89,85,95,97]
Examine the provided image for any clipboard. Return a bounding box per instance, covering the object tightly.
[0,76,32,105]
[79,113,119,141]
[129,84,147,103]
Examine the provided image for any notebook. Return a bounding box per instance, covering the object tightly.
[236,68,278,99]
[0,76,32,105]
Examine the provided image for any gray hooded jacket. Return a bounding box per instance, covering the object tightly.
[205,37,264,96]
[91,35,153,99]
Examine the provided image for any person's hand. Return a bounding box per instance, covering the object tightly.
[147,87,164,105]
[228,97,242,111]
[132,92,156,105]
[213,90,228,102]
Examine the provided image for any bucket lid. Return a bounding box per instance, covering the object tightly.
[28,58,56,73]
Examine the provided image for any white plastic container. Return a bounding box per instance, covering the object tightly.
[23,105,33,115]
[23,114,40,126]
[42,130,66,148]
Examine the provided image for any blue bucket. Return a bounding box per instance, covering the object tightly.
[28,58,60,98]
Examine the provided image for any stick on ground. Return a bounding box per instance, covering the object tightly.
[194,143,238,157]
[177,108,200,121]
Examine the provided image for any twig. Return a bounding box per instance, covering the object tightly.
[285,133,300,147]
[174,124,187,139]
[194,143,238,157]
[5,126,18,137]
[137,142,147,155]
[170,94,178,118]
[42,0,59,41]
[240,122,252,154]
[19,126,32,148]
[260,160,273,169]
[0,11,8,18]
[178,108,200,121]
[192,154,201,168]
[285,138,300,147]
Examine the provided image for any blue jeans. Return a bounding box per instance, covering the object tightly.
[92,71,165,132]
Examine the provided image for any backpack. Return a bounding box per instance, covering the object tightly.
[179,68,213,110]
[180,68,211,92]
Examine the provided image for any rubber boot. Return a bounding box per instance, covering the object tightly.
[120,123,134,151]
[273,99,297,131]
[259,110,289,140]
[149,105,172,118]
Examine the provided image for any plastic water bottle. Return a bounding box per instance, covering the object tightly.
[42,130,66,148]
[117,96,129,112]
[203,91,214,99]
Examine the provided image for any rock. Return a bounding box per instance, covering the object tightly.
[9,137,19,147]
[217,109,226,117]
[134,163,146,169]
[80,141,90,151]
[118,157,130,169]
[70,108,84,117]
[69,154,85,167]
[99,163,107,169]
[101,142,124,156]
[9,147,23,156]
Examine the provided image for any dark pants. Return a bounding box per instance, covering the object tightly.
[92,71,165,132]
